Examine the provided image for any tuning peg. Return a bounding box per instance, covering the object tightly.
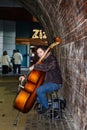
[55,37,62,43]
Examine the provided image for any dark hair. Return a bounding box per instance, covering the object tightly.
[17,49,19,52]
[13,49,16,53]
[37,45,48,51]
[3,51,7,56]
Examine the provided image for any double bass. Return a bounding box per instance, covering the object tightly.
[13,37,61,113]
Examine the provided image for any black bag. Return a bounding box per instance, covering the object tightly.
[9,65,13,72]
[59,98,66,110]
[52,97,66,110]
[11,57,14,64]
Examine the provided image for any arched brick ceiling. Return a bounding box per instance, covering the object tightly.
[1,0,86,45]
[17,0,59,43]
[17,0,87,45]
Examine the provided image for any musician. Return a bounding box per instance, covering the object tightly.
[19,46,63,114]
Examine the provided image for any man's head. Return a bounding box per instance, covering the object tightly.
[36,46,48,58]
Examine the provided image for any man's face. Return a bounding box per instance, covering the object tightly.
[37,48,45,58]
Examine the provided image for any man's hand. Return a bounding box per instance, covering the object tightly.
[19,76,25,84]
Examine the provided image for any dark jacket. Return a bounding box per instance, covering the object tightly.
[34,54,62,84]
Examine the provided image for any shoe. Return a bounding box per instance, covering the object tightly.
[38,108,48,114]
[34,103,41,112]
[38,107,51,114]
[34,103,39,109]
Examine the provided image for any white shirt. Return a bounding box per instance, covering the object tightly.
[1,55,10,66]
[13,52,23,64]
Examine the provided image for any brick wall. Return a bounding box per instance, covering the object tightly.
[40,0,87,130]
[55,1,87,130]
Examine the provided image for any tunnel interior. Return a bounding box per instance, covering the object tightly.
[0,0,86,130]
[16,0,87,130]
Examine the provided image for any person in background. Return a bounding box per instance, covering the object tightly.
[19,46,63,114]
[1,50,10,74]
[11,49,16,74]
[13,49,23,74]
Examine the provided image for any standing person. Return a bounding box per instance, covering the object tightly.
[11,49,16,74]
[19,46,63,114]
[13,49,23,74]
[1,50,10,74]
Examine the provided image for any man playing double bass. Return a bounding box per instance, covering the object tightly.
[19,45,63,114]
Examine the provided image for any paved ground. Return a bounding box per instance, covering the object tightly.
[0,73,76,130]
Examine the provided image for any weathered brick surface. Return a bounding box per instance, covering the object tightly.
[39,0,87,130]
[59,39,87,130]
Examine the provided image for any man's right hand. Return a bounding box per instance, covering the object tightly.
[19,76,25,84]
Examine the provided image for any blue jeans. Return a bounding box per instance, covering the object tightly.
[36,82,62,109]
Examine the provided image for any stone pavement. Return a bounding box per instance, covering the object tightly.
[0,75,75,130]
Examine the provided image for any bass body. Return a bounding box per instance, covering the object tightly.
[14,70,45,113]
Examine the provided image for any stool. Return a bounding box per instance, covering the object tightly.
[36,91,64,121]
[47,91,63,121]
